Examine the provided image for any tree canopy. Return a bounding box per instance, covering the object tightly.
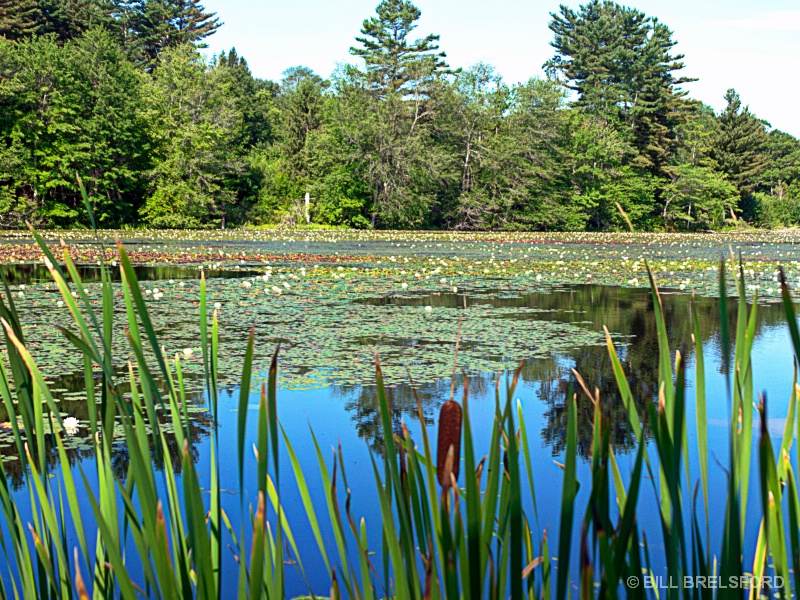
[0,0,797,230]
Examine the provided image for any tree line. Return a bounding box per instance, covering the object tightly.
[0,0,798,230]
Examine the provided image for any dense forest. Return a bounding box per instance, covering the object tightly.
[0,0,798,230]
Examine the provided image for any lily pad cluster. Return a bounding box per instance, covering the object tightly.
[0,228,799,403]
[0,269,612,397]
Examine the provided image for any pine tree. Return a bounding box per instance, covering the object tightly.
[349,0,448,98]
[279,66,326,162]
[546,0,694,176]
[341,0,455,227]
[0,0,42,39]
[39,0,117,41]
[714,88,769,199]
[172,0,217,42]
[136,0,219,64]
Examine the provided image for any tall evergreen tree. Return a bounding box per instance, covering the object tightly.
[546,0,694,177]
[39,0,117,41]
[0,0,41,39]
[135,0,219,64]
[713,88,769,200]
[350,0,448,98]
[278,66,326,168]
[345,0,453,227]
[216,48,276,147]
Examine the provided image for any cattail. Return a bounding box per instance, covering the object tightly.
[74,548,89,600]
[437,399,462,488]
[330,567,341,600]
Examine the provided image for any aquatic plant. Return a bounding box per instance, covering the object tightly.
[0,213,798,598]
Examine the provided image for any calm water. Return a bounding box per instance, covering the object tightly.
[1,271,796,596]
[0,262,262,284]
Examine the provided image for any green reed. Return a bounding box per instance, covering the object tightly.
[0,197,798,598]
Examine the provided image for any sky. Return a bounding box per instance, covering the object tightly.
[201,0,800,137]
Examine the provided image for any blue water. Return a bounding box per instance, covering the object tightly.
[2,286,797,597]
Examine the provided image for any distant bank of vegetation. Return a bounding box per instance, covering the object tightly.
[0,0,798,231]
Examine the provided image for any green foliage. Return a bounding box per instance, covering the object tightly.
[140,44,243,227]
[38,0,118,41]
[563,113,657,230]
[245,148,304,224]
[327,66,449,228]
[0,0,42,39]
[546,0,695,178]
[0,0,797,231]
[3,220,800,598]
[0,29,147,226]
[349,0,448,98]
[663,165,738,229]
[750,187,800,229]
[714,88,770,200]
[133,0,219,64]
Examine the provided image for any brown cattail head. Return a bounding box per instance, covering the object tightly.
[74,548,89,600]
[330,567,341,600]
[437,399,462,488]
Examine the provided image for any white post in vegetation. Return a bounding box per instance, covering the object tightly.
[304,193,311,224]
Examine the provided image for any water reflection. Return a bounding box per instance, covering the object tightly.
[345,285,788,457]
[0,263,260,285]
[0,367,212,490]
[1,283,790,477]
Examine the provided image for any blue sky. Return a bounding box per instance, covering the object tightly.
[202,0,800,137]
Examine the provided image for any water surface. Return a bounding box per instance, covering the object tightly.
[0,273,795,596]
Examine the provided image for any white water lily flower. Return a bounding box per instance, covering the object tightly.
[57,300,64,307]
[183,348,193,356]
[283,282,290,289]
[63,417,80,436]
[179,282,186,287]
[145,289,152,295]
[243,281,252,288]
[424,306,432,312]
[272,286,282,294]
[440,278,446,284]
[452,286,458,292]
[214,302,221,309]
[401,282,408,289]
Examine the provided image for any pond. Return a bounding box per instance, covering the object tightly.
[0,233,798,597]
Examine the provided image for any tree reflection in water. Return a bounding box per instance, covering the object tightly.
[340,285,787,458]
[0,368,212,490]
[0,283,788,479]
[0,263,261,285]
